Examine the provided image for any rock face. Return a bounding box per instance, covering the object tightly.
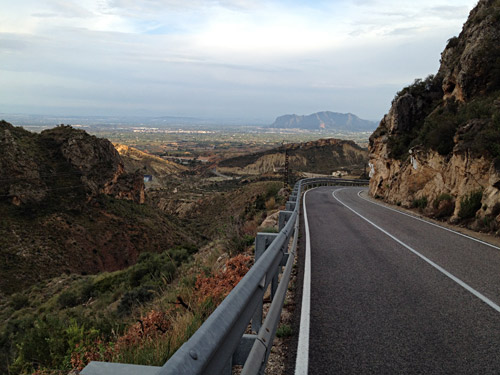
[270,111,377,132]
[219,138,368,176]
[114,143,186,177]
[0,122,194,295]
[369,0,500,225]
[0,122,144,205]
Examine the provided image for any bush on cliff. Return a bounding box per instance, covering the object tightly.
[458,191,483,219]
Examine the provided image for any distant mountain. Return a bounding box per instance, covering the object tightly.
[270,111,377,132]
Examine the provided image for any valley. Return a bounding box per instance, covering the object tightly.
[3,0,499,374]
[0,120,369,374]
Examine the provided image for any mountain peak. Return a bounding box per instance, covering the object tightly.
[270,111,377,131]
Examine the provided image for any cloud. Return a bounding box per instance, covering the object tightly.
[44,0,94,18]
[429,5,472,20]
[0,0,480,121]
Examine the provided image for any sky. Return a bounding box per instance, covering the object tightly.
[0,0,478,123]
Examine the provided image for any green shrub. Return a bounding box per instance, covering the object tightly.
[10,315,70,374]
[388,134,414,160]
[411,196,428,210]
[10,293,29,310]
[168,245,197,266]
[117,286,155,316]
[78,280,95,302]
[479,215,498,232]
[433,193,455,218]
[131,246,198,288]
[265,183,281,199]
[242,234,255,247]
[254,195,266,210]
[92,271,128,295]
[129,252,177,287]
[422,117,458,155]
[58,290,80,308]
[458,191,483,219]
[393,75,437,101]
[227,233,254,256]
[276,324,293,338]
[433,193,453,208]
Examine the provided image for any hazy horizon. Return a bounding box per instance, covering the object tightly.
[0,109,381,126]
[1,0,478,122]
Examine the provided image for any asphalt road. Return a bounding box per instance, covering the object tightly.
[299,186,500,374]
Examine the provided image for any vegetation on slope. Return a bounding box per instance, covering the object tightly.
[387,88,500,160]
[0,245,251,374]
[0,120,292,373]
[0,194,195,296]
[369,0,500,232]
[0,175,286,374]
[383,0,500,161]
[219,138,368,176]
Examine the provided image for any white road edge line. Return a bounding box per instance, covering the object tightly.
[295,189,312,375]
[357,190,500,250]
[333,188,500,314]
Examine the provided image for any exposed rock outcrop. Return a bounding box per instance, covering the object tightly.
[0,122,195,295]
[219,138,368,176]
[369,0,500,225]
[0,122,144,205]
[114,143,186,177]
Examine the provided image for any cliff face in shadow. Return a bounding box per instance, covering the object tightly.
[369,0,500,230]
[0,122,145,206]
[0,122,194,295]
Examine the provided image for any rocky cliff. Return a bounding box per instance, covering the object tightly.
[369,0,500,228]
[0,122,194,295]
[219,138,368,176]
[0,122,144,205]
[114,143,186,177]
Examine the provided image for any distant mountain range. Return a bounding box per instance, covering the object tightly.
[270,111,377,132]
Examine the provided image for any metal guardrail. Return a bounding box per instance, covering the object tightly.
[82,178,368,375]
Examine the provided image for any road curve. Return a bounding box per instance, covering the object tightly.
[298,186,500,374]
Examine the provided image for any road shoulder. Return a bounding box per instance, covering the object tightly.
[359,190,500,249]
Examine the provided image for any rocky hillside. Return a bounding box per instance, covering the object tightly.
[0,122,145,205]
[0,122,194,296]
[219,138,368,176]
[114,143,186,177]
[270,111,377,131]
[369,0,500,228]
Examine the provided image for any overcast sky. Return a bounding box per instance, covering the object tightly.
[0,0,478,123]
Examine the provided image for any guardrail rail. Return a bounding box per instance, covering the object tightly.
[82,177,369,375]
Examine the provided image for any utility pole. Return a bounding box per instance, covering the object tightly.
[282,141,289,187]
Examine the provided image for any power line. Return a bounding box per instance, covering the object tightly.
[0,184,89,198]
[0,170,84,183]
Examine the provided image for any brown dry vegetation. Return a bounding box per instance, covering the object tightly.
[0,175,285,374]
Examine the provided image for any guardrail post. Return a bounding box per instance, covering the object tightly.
[278,211,292,231]
[82,178,369,375]
[285,201,296,211]
[252,233,279,333]
[232,334,257,366]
